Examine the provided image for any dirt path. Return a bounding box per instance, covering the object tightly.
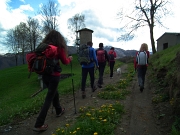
[0,64,163,135]
[116,70,161,135]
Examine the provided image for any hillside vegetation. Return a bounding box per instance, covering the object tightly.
[148,44,180,134]
[0,54,82,125]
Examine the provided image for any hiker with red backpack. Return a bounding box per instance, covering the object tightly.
[134,43,150,92]
[96,43,109,88]
[33,30,73,132]
[108,47,117,78]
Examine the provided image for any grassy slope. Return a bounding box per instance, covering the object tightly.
[0,54,81,125]
[149,44,180,134]
[149,44,180,89]
[0,54,122,126]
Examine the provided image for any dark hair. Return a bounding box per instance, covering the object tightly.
[110,47,114,50]
[87,41,93,46]
[99,43,103,48]
[42,29,68,54]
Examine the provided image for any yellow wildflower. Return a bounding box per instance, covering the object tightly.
[56,128,60,132]
[102,119,107,122]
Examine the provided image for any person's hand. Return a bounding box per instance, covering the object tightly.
[69,56,73,61]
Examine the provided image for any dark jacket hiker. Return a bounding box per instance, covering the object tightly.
[108,47,117,78]
[96,43,109,88]
[32,30,73,132]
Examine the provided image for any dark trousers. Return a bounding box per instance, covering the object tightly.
[98,63,105,85]
[109,61,115,77]
[34,75,62,127]
[81,67,95,91]
[137,66,147,87]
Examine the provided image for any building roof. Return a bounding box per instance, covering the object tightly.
[156,32,180,41]
[77,28,94,33]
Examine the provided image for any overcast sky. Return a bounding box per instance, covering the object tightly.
[0,0,180,54]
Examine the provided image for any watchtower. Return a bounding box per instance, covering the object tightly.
[76,28,94,45]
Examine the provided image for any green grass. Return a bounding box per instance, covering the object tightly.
[150,44,180,71]
[0,54,123,126]
[53,102,124,135]
[0,54,82,125]
[148,44,180,134]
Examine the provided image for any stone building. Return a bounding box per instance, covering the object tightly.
[156,32,180,52]
[76,28,94,45]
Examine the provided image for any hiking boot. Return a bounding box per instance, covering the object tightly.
[56,108,65,117]
[33,124,48,132]
[82,91,86,99]
[140,86,144,92]
[92,86,97,92]
[97,84,102,88]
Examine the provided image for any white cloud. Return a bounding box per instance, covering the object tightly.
[57,0,153,50]
[0,0,180,54]
[0,0,35,54]
[0,1,33,29]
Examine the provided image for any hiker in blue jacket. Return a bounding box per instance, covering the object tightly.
[81,41,99,99]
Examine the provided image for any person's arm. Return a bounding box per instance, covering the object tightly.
[114,51,117,58]
[58,48,72,65]
[92,49,98,67]
[105,50,109,62]
[147,51,150,58]
[146,51,150,65]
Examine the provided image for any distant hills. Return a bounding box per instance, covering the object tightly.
[0,46,137,70]
[68,46,137,58]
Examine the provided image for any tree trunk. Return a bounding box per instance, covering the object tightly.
[149,26,156,54]
[15,54,18,66]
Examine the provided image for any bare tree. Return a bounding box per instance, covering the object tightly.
[117,0,171,54]
[26,17,42,51]
[67,13,86,46]
[15,22,29,64]
[6,29,19,66]
[38,0,60,34]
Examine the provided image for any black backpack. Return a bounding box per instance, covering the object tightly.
[109,52,115,61]
[78,44,93,65]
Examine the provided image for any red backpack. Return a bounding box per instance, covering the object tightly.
[26,43,58,78]
[97,50,105,62]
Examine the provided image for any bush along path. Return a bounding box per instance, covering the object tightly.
[1,63,163,135]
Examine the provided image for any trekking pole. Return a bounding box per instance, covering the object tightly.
[70,59,77,114]
[31,88,43,97]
